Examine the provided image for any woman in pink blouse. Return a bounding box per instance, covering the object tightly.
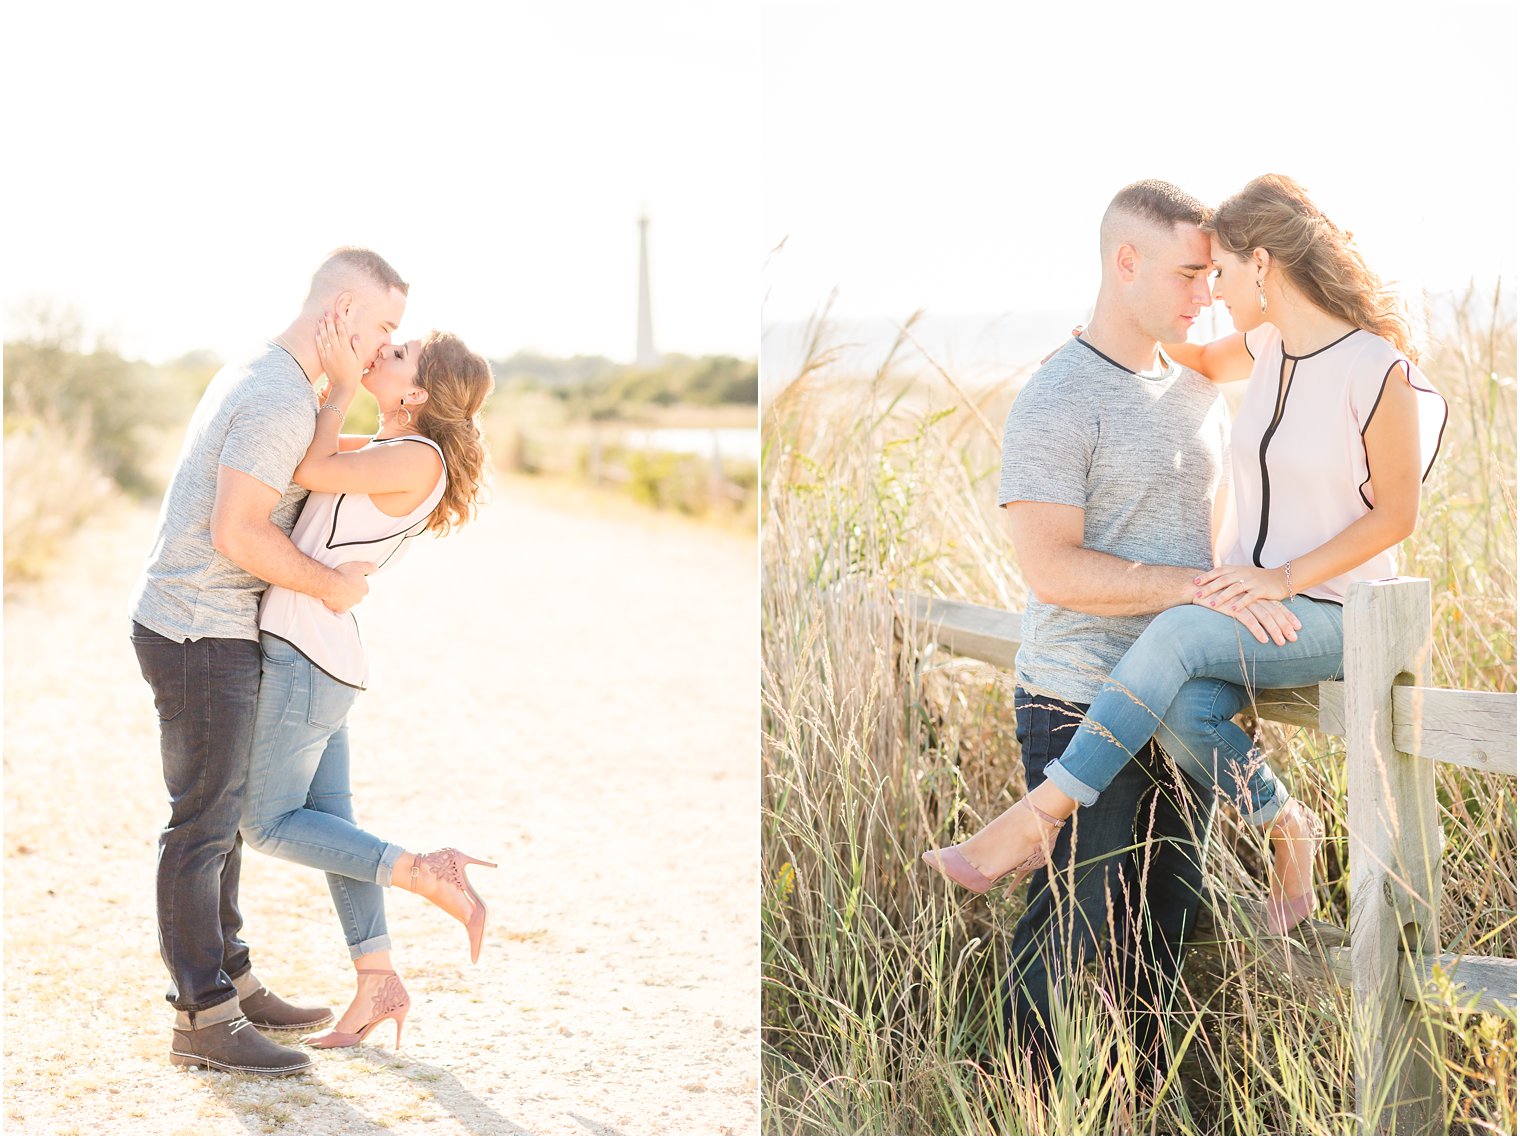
[925,174,1446,934]
[240,315,498,1050]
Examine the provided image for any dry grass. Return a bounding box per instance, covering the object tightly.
[3,413,118,586]
[760,292,1516,1135]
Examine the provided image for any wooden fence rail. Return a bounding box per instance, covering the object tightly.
[901,577,1517,1136]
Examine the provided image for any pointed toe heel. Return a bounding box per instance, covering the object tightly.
[303,970,409,1051]
[921,846,997,894]
[922,799,1067,897]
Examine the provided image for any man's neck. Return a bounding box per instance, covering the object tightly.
[269,317,323,389]
[1080,304,1165,375]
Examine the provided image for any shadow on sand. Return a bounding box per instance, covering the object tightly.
[181,1048,619,1135]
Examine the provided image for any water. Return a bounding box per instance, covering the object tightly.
[760,309,1089,398]
[759,305,1246,399]
[619,426,759,462]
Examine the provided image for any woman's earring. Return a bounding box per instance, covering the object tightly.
[1257,279,1269,315]
[398,402,413,429]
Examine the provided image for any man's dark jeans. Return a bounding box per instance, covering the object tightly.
[1004,686,1214,1076]
[131,622,258,1012]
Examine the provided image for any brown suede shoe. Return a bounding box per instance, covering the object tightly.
[238,983,333,1031]
[170,1016,312,1076]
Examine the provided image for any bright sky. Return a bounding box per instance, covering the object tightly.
[2,2,758,364]
[763,1,1519,335]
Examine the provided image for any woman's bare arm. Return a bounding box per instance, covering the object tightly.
[1163,332,1254,384]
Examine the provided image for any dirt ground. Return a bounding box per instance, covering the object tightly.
[2,476,759,1135]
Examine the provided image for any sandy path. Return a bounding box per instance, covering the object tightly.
[3,478,758,1135]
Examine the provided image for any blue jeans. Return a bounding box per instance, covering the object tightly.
[131,622,257,1012]
[1044,598,1345,825]
[1004,687,1214,1076]
[240,634,404,958]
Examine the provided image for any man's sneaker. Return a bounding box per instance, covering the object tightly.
[170,1016,312,1076]
[238,983,333,1031]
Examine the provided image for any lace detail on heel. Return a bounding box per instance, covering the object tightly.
[409,848,498,964]
[303,970,410,1051]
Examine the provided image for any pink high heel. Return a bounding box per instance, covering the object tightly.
[1265,800,1325,935]
[303,970,409,1050]
[411,848,498,964]
[922,799,1067,896]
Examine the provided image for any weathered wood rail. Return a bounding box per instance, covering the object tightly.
[902,578,1517,1135]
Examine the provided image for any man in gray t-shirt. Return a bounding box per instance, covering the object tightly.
[999,336,1230,699]
[972,182,1295,1074]
[129,247,407,1077]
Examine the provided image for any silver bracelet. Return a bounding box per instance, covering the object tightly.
[1283,560,1296,600]
[318,403,344,416]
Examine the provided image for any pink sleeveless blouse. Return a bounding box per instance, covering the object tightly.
[1222,325,1446,603]
[258,436,447,688]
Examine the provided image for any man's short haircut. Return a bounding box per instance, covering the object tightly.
[308,246,409,302]
[1100,180,1212,255]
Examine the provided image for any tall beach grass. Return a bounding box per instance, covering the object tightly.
[761,288,1516,1135]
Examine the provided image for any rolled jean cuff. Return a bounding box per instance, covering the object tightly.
[174,993,241,1028]
[1244,780,1292,828]
[375,842,405,887]
[1042,760,1101,807]
[348,933,393,961]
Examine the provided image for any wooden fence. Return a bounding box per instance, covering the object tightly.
[902,577,1517,1135]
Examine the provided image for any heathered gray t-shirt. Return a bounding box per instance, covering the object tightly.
[998,337,1230,703]
[130,344,316,642]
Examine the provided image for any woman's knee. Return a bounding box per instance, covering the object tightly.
[239,818,277,855]
[1111,607,1208,684]
[1132,606,1248,674]
[238,806,299,854]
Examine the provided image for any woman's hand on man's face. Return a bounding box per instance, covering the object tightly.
[315,311,364,392]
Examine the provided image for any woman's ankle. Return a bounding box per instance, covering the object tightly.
[353,950,394,973]
[1027,781,1078,824]
[389,852,418,891]
[1267,800,1311,841]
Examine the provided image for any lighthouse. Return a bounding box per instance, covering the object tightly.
[636,210,659,367]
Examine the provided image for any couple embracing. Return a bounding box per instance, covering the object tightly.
[923,176,1447,1073]
[129,248,497,1076]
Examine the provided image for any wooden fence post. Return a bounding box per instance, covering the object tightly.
[1344,578,1443,1135]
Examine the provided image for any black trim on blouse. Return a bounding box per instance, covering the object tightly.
[324,437,446,551]
[1251,350,1296,567]
[1356,359,1451,509]
[1280,328,1359,360]
[1249,329,1365,567]
[259,630,365,691]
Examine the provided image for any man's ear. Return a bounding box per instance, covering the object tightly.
[335,289,356,319]
[1115,242,1140,283]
